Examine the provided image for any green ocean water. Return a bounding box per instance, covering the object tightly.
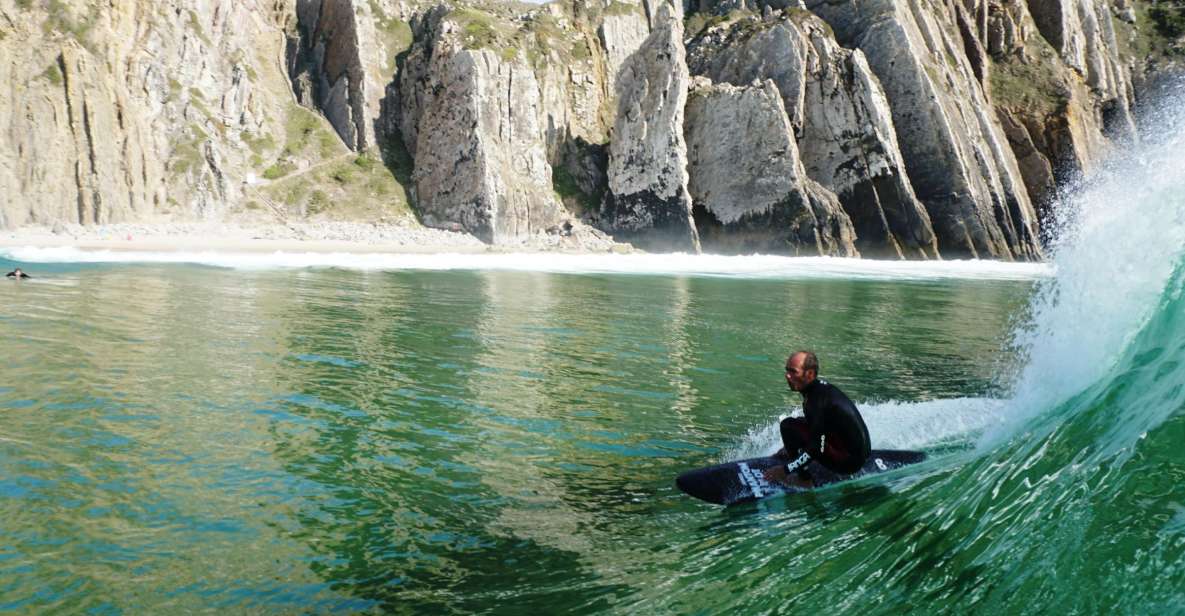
[0,263,1052,614]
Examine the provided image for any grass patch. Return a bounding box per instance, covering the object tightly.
[42,0,99,46]
[307,190,330,215]
[571,39,591,61]
[262,162,294,180]
[603,1,640,17]
[186,88,216,126]
[370,0,414,64]
[186,10,212,47]
[454,8,504,50]
[380,16,414,55]
[989,35,1069,115]
[552,165,601,215]
[42,63,63,86]
[259,145,413,221]
[1149,1,1185,39]
[282,105,343,159]
[353,153,378,171]
[446,7,576,69]
[685,9,756,39]
[243,132,276,157]
[169,126,210,176]
[329,163,356,184]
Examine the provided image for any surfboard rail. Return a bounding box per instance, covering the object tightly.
[676,450,926,505]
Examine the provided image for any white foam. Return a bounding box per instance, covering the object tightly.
[725,397,1006,461]
[0,247,1050,281]
[999,89,1185,433]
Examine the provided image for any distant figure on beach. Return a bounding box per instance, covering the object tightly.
[5,268,30,280]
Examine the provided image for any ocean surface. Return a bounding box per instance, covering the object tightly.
[2,114,1185,616]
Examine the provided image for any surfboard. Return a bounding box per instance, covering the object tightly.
[675,450,927,505]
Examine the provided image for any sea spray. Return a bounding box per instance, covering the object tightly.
[996,87,1185,438]
[728,398,1008,461]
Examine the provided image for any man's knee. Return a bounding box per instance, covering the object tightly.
[779,417,809,449]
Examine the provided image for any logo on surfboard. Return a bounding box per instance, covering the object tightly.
[737,462,771,498]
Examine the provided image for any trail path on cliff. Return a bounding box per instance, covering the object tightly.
[243,152,361,226]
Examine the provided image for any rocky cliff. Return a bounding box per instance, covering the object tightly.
[0,0,1180,258]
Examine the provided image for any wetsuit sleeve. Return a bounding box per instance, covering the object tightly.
[806,402,826,456]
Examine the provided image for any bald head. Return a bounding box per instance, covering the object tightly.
[785,351,818,392]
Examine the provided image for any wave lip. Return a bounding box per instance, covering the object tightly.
[0,247,1051,281]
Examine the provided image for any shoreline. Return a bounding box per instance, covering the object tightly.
[0,221,631,256]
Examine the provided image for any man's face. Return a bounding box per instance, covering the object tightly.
[785,354,814,392]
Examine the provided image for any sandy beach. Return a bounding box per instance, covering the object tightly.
[0,220,630,255]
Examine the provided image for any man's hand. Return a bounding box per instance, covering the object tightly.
[764,464,814,489]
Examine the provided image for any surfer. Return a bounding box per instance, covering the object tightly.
[763,351,870,488]
[5,268,30,280]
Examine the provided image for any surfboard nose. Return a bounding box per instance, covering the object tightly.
[675,469,727,505]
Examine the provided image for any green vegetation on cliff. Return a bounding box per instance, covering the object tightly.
[446,5,588,69]
[552,166,601,215]
[1117,1,1185,59]
[989,36,1068,115]
[258,149,412,222]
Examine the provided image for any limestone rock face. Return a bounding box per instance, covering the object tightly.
[980,0,1132,222]
[684,78,857,256]
[287,0,385,151]
[602,3,700,252]
[2,0,1175,257]
[397,17,564,243]
[1026,0,1136,135]
[687,11,937,258]
[598,1,651,88]
[807,0,1042,260]
[0,0,300,228]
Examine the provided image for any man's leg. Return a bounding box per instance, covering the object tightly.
[774,417,811,457]
[816,434,867,476]
[776,417,815,485]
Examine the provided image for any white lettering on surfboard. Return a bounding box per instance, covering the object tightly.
[875,458,887,471]
[737,462,771,498]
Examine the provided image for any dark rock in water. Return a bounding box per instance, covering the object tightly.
[602,189,700,252]
[693,184,859,256]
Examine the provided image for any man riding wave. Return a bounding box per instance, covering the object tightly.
[763,351,871,488]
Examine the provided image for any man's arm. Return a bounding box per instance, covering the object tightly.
[806,406,826,456]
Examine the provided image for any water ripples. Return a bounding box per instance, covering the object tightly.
[0,264,1034,612]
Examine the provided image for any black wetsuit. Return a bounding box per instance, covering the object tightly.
[779,378,871,476]
[5,271,29,279]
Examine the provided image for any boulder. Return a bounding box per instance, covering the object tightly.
[687,11,937,257]
[602,2,700,251]
[684,78,857,256]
